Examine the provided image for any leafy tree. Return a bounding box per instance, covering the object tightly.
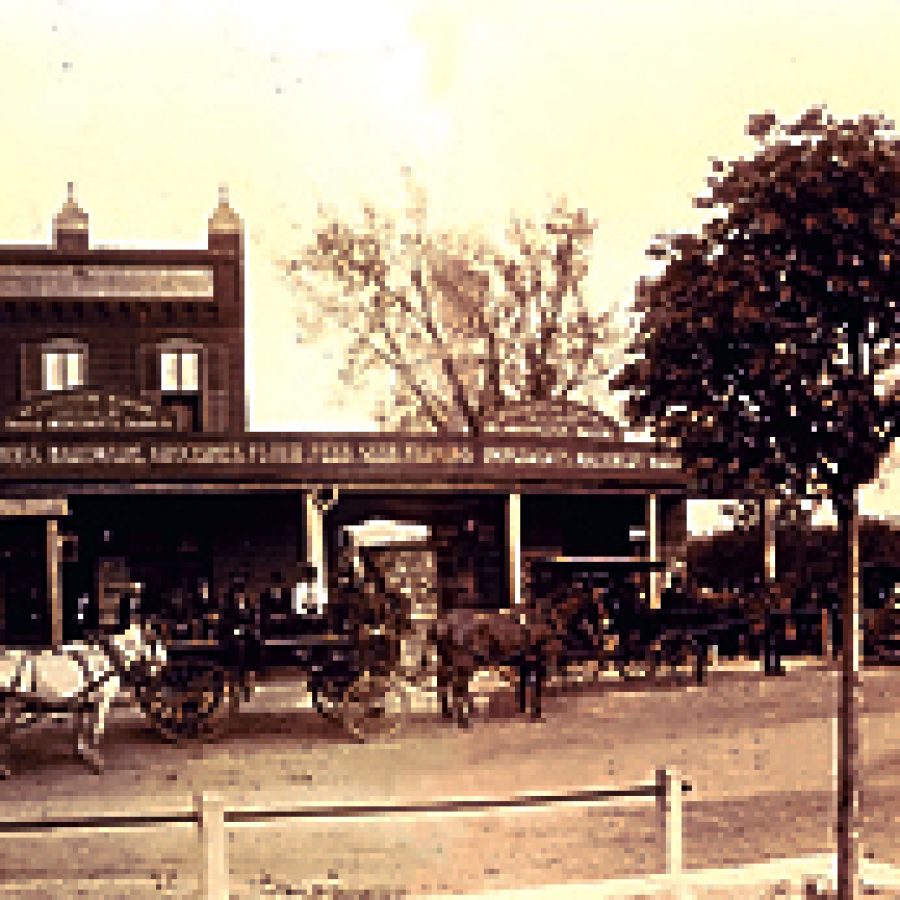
[286,182,616,435]
[614,107,899,892]
[616,107,897,517]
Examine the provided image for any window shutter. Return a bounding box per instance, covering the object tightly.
[137,343,160,401]
[204,345,229,432]
[19,342,41,400]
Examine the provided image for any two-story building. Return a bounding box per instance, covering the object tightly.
[0,187,689,648]
[0,186,307,645]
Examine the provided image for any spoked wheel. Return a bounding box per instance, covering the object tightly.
[339,671,408,742]
[141,660,238,743]
[310,676,348,724]
[313,671,411,742]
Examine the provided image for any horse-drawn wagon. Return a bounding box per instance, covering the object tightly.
[142,546,419,744]
[144,618,408,743]
[0,544,418,778]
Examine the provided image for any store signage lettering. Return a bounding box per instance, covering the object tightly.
[0,440,679,471]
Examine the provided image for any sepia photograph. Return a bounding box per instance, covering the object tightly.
[0,1,897,897]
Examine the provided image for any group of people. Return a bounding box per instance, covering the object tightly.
[659,572,848,675]
[136,567,328,650]
[91,564,873,690]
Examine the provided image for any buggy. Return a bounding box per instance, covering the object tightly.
[142,540,418,743]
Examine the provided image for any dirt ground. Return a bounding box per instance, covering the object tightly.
[0,663,897,897]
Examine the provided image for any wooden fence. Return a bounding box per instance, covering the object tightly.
[0,768,689,899]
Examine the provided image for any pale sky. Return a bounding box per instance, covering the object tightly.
[0,0,897,523]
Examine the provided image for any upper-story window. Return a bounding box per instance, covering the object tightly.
[158,341,203,432]
[42,344,85,392]
[160,348,200,393]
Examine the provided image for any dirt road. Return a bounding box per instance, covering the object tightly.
[0,665,897,896]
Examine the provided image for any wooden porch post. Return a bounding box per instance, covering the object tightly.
[506,493,522,606]
[304,488,338,611]
[304,492,326,610]
[648,493,660,609]
[762,494,777,585]
[46,518,63,647]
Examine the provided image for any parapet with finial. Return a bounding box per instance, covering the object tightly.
[208,185,242,234]
[53,182,89,250]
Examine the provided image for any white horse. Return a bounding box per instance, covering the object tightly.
[0,623,167,777]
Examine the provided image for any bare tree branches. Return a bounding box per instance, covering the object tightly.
[285,186,614,435]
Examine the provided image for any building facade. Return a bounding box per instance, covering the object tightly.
[0,188,689,648]
[0,185,286,646]
[0,184,245,435]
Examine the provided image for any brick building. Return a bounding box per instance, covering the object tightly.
[2,184,245,435]
[0,186,304,646]
[0,187,689,648]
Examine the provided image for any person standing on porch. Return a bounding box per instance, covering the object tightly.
[225,574,260,699]
[763,583,788,676]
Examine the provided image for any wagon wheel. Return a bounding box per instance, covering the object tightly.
[310,674,350,724]
[142,660,238,743]
[338,671,412,742]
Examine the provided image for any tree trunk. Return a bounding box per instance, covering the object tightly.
[836,490,861,899]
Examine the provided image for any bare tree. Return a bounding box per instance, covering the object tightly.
[286,182,617,435]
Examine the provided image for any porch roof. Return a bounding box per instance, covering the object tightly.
[0,431,688,493]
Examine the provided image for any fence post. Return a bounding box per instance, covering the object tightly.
[656,767,683,878]
[198,792,227,900]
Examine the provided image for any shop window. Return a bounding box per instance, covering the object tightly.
[42,345,85,392]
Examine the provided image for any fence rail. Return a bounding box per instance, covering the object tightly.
[0,768,690,899]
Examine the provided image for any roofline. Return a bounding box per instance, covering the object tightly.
[0,429,674,452]
[0,247,236,266]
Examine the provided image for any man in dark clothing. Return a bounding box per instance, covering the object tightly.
[763,584,788,676]
[261,570,288,634]
[225,574,261,698]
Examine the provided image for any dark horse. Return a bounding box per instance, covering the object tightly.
[427,591,593,727]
